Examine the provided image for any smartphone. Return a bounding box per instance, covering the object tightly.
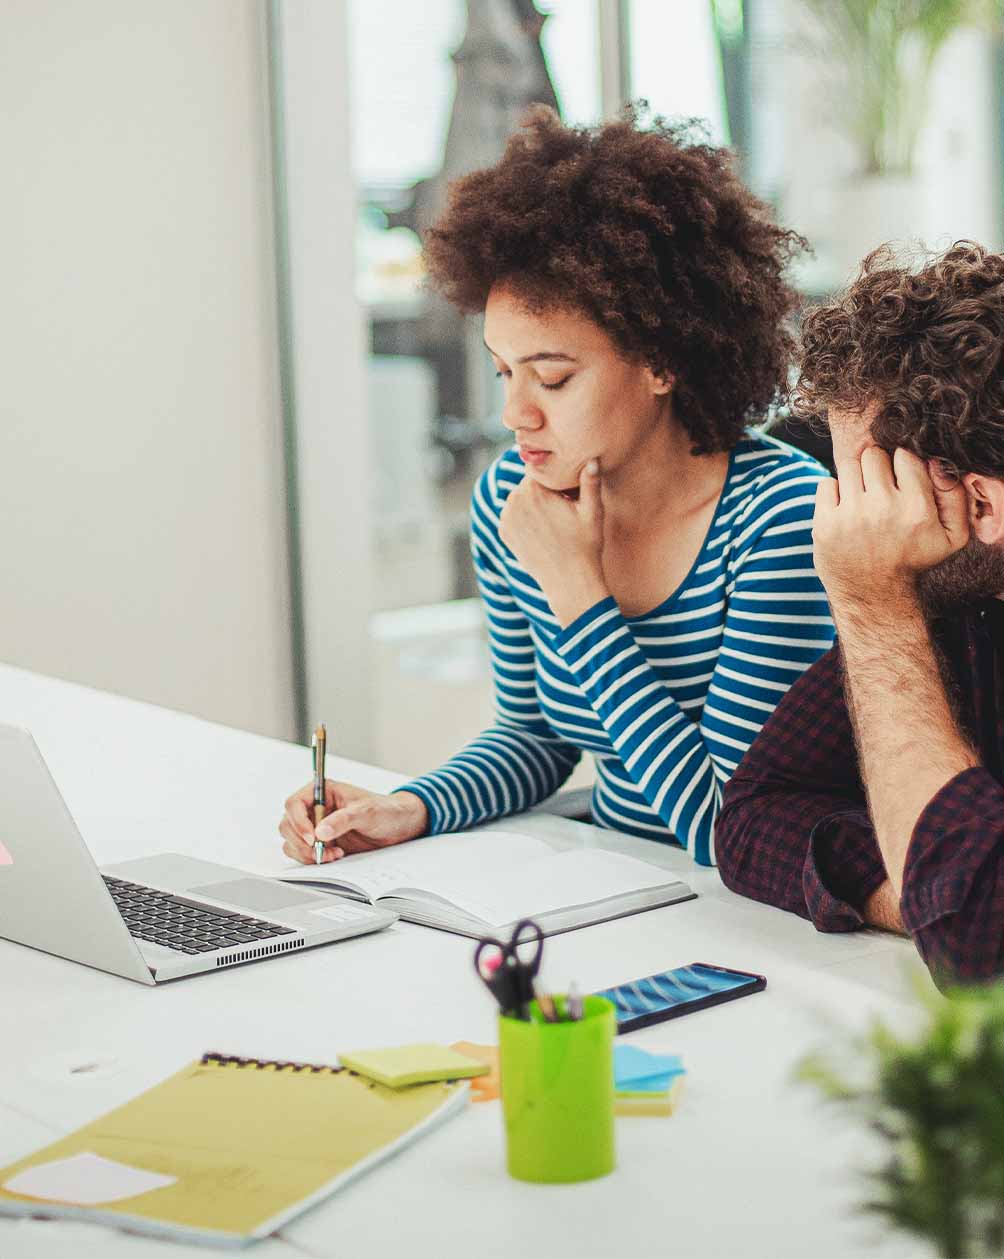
[595,962,766,1033]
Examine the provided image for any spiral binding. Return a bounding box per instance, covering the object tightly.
[200,1051,344,1074]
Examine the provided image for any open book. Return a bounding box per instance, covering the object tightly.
[272,830,695,937]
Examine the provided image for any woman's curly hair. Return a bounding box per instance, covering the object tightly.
[423,104,806,455]
[795,242,1004,477]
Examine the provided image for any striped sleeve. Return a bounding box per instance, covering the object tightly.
[554,465,834,866]
[395,471,581,834]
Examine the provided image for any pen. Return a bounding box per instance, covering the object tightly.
[312,723,326,865]
[566,981,583,1021]
[536,991,558,1023]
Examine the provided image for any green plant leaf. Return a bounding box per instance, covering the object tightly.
[798,974,1004,1256]
[799,0,1000,175]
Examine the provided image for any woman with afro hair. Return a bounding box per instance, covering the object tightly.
[280,106,834,869]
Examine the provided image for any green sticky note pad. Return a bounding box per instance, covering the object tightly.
[339,1044,490,1089]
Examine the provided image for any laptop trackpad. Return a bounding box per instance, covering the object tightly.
[188,878,326,913]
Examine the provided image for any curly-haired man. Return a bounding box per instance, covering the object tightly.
[716,242,1004,984]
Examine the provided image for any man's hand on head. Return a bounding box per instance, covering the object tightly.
[812,446,970,614]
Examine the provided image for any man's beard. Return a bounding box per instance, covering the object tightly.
[918,536,1004,614]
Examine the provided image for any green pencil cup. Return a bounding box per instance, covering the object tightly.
[498,994,616,1184]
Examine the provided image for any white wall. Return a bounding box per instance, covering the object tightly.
[0,1,297,739]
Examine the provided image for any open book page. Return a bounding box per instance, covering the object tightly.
[276,830,551,910]
[277,832,679,928]
[481,848,679,927]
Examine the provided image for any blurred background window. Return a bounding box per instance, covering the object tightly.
[628,0,730,143]
[345,0,1002,775]
[352,0,738,774]
[6,3,997,766]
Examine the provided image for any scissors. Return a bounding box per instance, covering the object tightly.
[473,918,545,1021]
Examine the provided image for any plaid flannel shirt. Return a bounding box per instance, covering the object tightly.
[716,598,1004,984]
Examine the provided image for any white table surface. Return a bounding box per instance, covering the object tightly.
[0,662,932,1259]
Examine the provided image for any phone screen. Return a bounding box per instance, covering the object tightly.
[596,962,765,1032]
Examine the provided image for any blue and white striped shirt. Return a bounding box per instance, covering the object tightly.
[402,430,835,866]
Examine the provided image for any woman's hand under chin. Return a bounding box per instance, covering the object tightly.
[499,459,611,627]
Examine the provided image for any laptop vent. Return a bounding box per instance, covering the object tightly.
[215,938,305,968]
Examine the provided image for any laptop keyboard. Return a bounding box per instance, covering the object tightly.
[103,876,297,955]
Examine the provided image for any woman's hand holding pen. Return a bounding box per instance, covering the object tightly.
[279,782,428,864]
[499,458,609,628]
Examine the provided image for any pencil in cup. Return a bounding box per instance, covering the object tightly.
[498,994,616,1183]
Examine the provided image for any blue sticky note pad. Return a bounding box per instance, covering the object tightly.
[614,1044,685,1087]
[619,1072,676,1094]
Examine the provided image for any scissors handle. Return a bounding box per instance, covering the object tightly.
[507,918,544,977]
[473,936,507,981]
[473,919,545,1020]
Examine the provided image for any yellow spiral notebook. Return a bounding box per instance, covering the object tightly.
[0,1052,468,1249]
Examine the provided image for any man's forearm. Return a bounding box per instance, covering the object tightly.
[835,593,979,896]
[862,880,905,933]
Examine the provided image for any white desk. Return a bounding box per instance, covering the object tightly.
[0,663,927,1259]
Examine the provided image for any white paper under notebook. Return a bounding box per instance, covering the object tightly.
[269,831,695,937]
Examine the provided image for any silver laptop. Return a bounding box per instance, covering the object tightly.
[0,724,397,985]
